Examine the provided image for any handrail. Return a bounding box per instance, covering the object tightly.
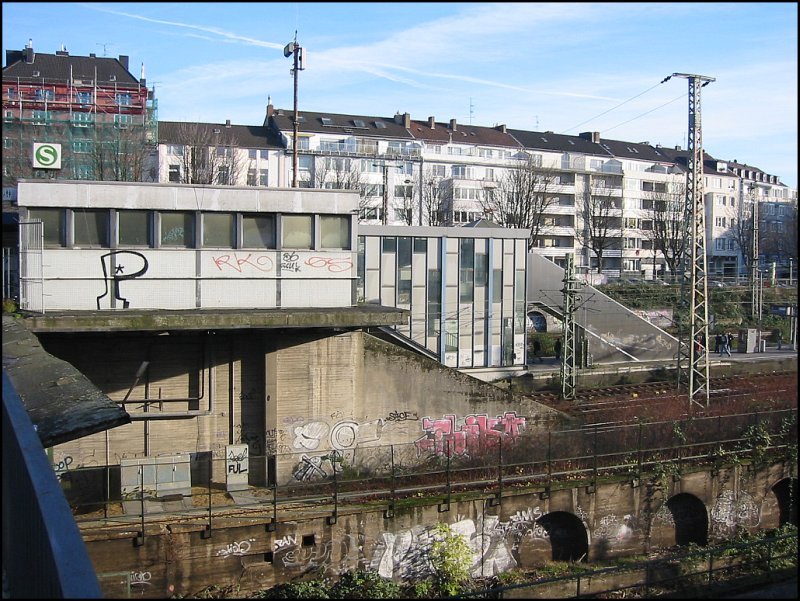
[2,370,101,598]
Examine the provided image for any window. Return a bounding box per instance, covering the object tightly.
[72,140,93,153]
[397,237,412,305]
[320,117,334,126]
[118,210,151,246]
[168,165,181,183]
[320,216,350,249]
[282,215,312,249]
[74,165,93,180]
[3,138,12,150]
[74,209,109,247]
[459,238,474,303]
[75,91,92,104]
[451,165,472,179]
[394,208,411,223]
[247,169,257,186]
[216,166,231,185]
[258,169,268,186]
[715,239,725,251]
[35,89,54,101]
[360,206,381,221]
[248,149,258,160]
[28,209,64,247]
[432,165,446,177]
[394,185,413,198]
[167,144,184,156]
[242,214,276,248]
[114,114,132,128]
[32,110,50,125]
[72,112,94,127]
[203,213,234,247]
[485,168,495,181]
[715,216,727,227]
[115,93,132,106]
[160,212,194,247]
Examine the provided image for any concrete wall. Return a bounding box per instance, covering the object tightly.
[83,460,793,598]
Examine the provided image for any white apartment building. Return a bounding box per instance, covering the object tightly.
[152,106,797,281]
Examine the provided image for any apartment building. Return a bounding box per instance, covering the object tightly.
[2,40,156,186]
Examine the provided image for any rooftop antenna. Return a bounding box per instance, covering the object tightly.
[96,42,113,57]
[469,97,474,124]
[535,115,539,129]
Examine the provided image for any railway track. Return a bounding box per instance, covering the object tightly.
[525,371,798,428]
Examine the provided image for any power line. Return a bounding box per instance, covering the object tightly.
[601,92,686,135]
[560,80,666,134]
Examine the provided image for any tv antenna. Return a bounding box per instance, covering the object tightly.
[96,42,113,57]
[469,97,474,124]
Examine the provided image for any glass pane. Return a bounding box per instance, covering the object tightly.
[242,214,276,248]
[203,213,234,247]
[161,212,194,247]
[282,215,312,249]
[118,210,151,246]
[74,209,108,246]
[320,216,351,249]
[28,209,63,246]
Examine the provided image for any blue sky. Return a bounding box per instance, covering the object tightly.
[3,2,797,188]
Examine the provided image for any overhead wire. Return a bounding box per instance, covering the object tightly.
[560,80,667,134]
[600,92,687,136]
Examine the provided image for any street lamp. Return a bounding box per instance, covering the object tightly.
[372,162,405,225]
[284,38,305,187]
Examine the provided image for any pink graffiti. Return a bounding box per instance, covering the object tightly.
[304,256,353,273]
[212,253,274,273]
[414,412,526,457]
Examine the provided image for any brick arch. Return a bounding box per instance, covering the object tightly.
[771,477,798,527]
[667,492,708,546]
[536,511,589,562]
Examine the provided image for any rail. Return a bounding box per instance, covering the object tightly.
[66,408,797,539]
[2,370,101,598]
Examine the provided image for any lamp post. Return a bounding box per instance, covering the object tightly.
[284,38,304,187]
[372,162,404,225]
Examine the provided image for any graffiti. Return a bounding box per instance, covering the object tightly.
[282,416,304,425]
[293,422,330,450]
[281,541,332,570]
[216,538,255,558]
[711,490,760,534]
[96,251,148,309]
[654,503,676,526]
[330,421,359,450]
[239,387,260,401]
[593,514,635,542]
[385,411,419,422]
[129,571,152,587]
[53,455,74,474]
[292,453,333,481]
[280,252,301,273]
[273,535,297,551]
[304,256,353,273]
[212,253,273,273]
[240,432,264,456]
[414,412,527,457]
[492,508,549,550]
[292,418,384,452]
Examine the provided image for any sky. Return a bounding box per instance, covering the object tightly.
[3,2,798,188]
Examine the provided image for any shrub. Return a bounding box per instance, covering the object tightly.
[428,522,473,596]
[328,570,400,599]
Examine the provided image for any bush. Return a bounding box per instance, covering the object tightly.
[258,579,330,599]
[328,570,400,599]
[429,522,473,596]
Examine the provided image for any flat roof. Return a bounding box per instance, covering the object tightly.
[22,305,409,333]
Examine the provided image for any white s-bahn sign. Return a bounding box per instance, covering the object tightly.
[32,142,62,169]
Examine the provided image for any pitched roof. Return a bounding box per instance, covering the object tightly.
[507,129,611,156]
[269,108,414,140]
[158,121,284,149]
[596,138,677,163]
[408,118,523,148]
[3,47,139,86]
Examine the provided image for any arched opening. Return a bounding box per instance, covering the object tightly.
[772,477,798,527]
[537,511,589,562]
[667,493,708,546]
[527,311,547,332]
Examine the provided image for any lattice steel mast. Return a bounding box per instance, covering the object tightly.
[560,254,579,400]
[667,72,715,408]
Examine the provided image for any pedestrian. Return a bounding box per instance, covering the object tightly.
[533,339,542,363]
[777,331,783,350]
[554,339,562,361]
[721,332,732,357]
[715,333,723,354]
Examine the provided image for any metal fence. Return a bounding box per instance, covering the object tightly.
[63,408,797,537]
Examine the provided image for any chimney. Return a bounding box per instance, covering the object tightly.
[579,131,600,143]
[89,53,96,58]
[225,119,231,128]
[56,44,68,56]
[25,39,34,64]
[674,145,682,151]
[428,116,435,129]
[266,102,274,119]
[495,124,507,133]
[118,54,129,71]
[449,118,457,131]
[403,112,410,128]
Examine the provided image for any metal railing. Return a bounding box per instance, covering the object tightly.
[64,409,797,537]
[2,370,101,598]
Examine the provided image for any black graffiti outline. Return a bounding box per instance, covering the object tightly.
[96,251,149,309]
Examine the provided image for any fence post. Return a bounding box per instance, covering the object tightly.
[134,466,144,546]
[384,445,395,519]
[637,422,643,478]
[439,439,451,512]
[327,450,338,525]
[201,452,212,538]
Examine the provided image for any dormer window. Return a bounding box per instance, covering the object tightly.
[321,117,334,126]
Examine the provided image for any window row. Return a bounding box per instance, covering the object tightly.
[25,209,352,250]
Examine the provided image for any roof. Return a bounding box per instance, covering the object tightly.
[596,138,679,163]
[507,129,611,156]
[158,120,284,149]
[408,119,523,148]
[3,46,140,87]
[269,108,415,140]
[3,315,130,447]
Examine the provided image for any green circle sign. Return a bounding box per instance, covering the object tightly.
[34,143,60,168]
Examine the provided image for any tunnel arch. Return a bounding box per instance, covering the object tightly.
[771,477,798,527]
[536,511,589,562]
[667,493,708,546]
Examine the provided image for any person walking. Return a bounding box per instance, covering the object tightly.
[533,339,542,363]
[721,333,732,357]
[554,339,562,361]
[715,333,723,354]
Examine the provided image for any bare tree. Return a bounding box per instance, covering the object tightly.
[420,169,449,226]
[733,199,756,275]
[173,123,244,185]
[91,125,151,182]
[575,176,622,273]
[645,181,688,278]
[303,156,378,217]
[479,157,562,250]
